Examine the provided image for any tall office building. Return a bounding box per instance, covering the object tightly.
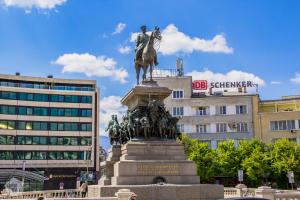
[0,74,99,190]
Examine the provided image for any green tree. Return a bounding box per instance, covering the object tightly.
[270,139,300,188]
[239,141,271,187]
[214,140,240,177]
[178,134,217,182]
[188,142,216,182]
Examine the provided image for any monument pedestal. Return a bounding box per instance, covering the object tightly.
[90,141,224,200]
[121,82,171,111]
[111,140,200,185]
[98,146,121,185]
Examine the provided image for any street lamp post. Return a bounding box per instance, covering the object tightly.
[85,146,92,182]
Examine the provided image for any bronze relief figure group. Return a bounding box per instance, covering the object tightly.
[106,99,179,145]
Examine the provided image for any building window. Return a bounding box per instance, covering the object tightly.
[0,105,91,117]
[216,106,226,115]
[0,152,13,160]
[176,124,184,132]
[0,105,16,115]
[287,120,296,130]
[0,91,93,104]
[0,91,17,100]
[196,124,207,133]
[81,137,92,145]
[196,106,208,116]
[7,121,15,130]
[237,123,248,132]
[81,123,92,131]
[25,122,32,130]
[33,107,48,116]
[172,90,184,99]
[172,107,184,116]
[0,120,91,131]
[0,136,14,145]
[236,105,247,114]
[81,96,92,103]
[216,123,227,133]
[0,136,6,144]
[270,120,296,131]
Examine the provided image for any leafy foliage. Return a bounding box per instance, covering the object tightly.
[178,134,300,188]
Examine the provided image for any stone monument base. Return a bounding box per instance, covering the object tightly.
[111,140,200,185]
[88,184,223,200]
[92,141,224,200]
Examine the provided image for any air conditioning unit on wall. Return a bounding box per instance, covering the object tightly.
[228,123,237,130]
[290,129,297,133]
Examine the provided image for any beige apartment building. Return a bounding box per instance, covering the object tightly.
[255,96,300,143]
[0,74,99,190]
[155,76,259,148]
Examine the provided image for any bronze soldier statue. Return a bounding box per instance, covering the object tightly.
[135,25,158,66]
[134,25,161,84]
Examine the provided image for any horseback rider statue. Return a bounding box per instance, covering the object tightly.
[106,115,121,145]
[135,25,159,67]
[134,25,161,85]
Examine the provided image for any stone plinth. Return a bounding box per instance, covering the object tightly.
[111,141,199,185]
[98,146,121,185]
[121,82,171,111]
[92,140,224,200]
[89,184,224,200]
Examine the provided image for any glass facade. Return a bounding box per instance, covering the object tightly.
[0,151,87,160]
[0,91,92,103]
[1,135,92,146]
[0,105,92,117]
[0,79,94,91]
[0,120,92,131]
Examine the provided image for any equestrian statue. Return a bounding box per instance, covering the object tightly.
[134,25,161,85]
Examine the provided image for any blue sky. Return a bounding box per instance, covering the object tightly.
[1,0,300,136]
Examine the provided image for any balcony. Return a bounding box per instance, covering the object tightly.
[186,132,253,140]
[195,110,210,116]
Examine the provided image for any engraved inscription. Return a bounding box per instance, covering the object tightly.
[137,164,180,175]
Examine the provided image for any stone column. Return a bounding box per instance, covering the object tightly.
[115,189,133,200]
[235,184,247,197]
[255,186,276,200]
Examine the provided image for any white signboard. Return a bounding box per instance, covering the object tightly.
[288,171,294,184]
[238,170,243,182]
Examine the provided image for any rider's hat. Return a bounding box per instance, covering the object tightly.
[140,25,147,30]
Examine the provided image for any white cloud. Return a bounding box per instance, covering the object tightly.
[100,127,107,137]
[2,0,66,10]
[130,24,233,55]
[270,81,282,85]
[100,96,127,136]
[187,69,265,88]
[53,53,128,84]
[290,72,300,84]
[118,46,131,54]
[112,23,126,35]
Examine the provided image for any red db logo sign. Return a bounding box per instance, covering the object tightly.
[193,80,208,90]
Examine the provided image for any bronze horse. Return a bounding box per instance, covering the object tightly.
[135,27,162,85]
